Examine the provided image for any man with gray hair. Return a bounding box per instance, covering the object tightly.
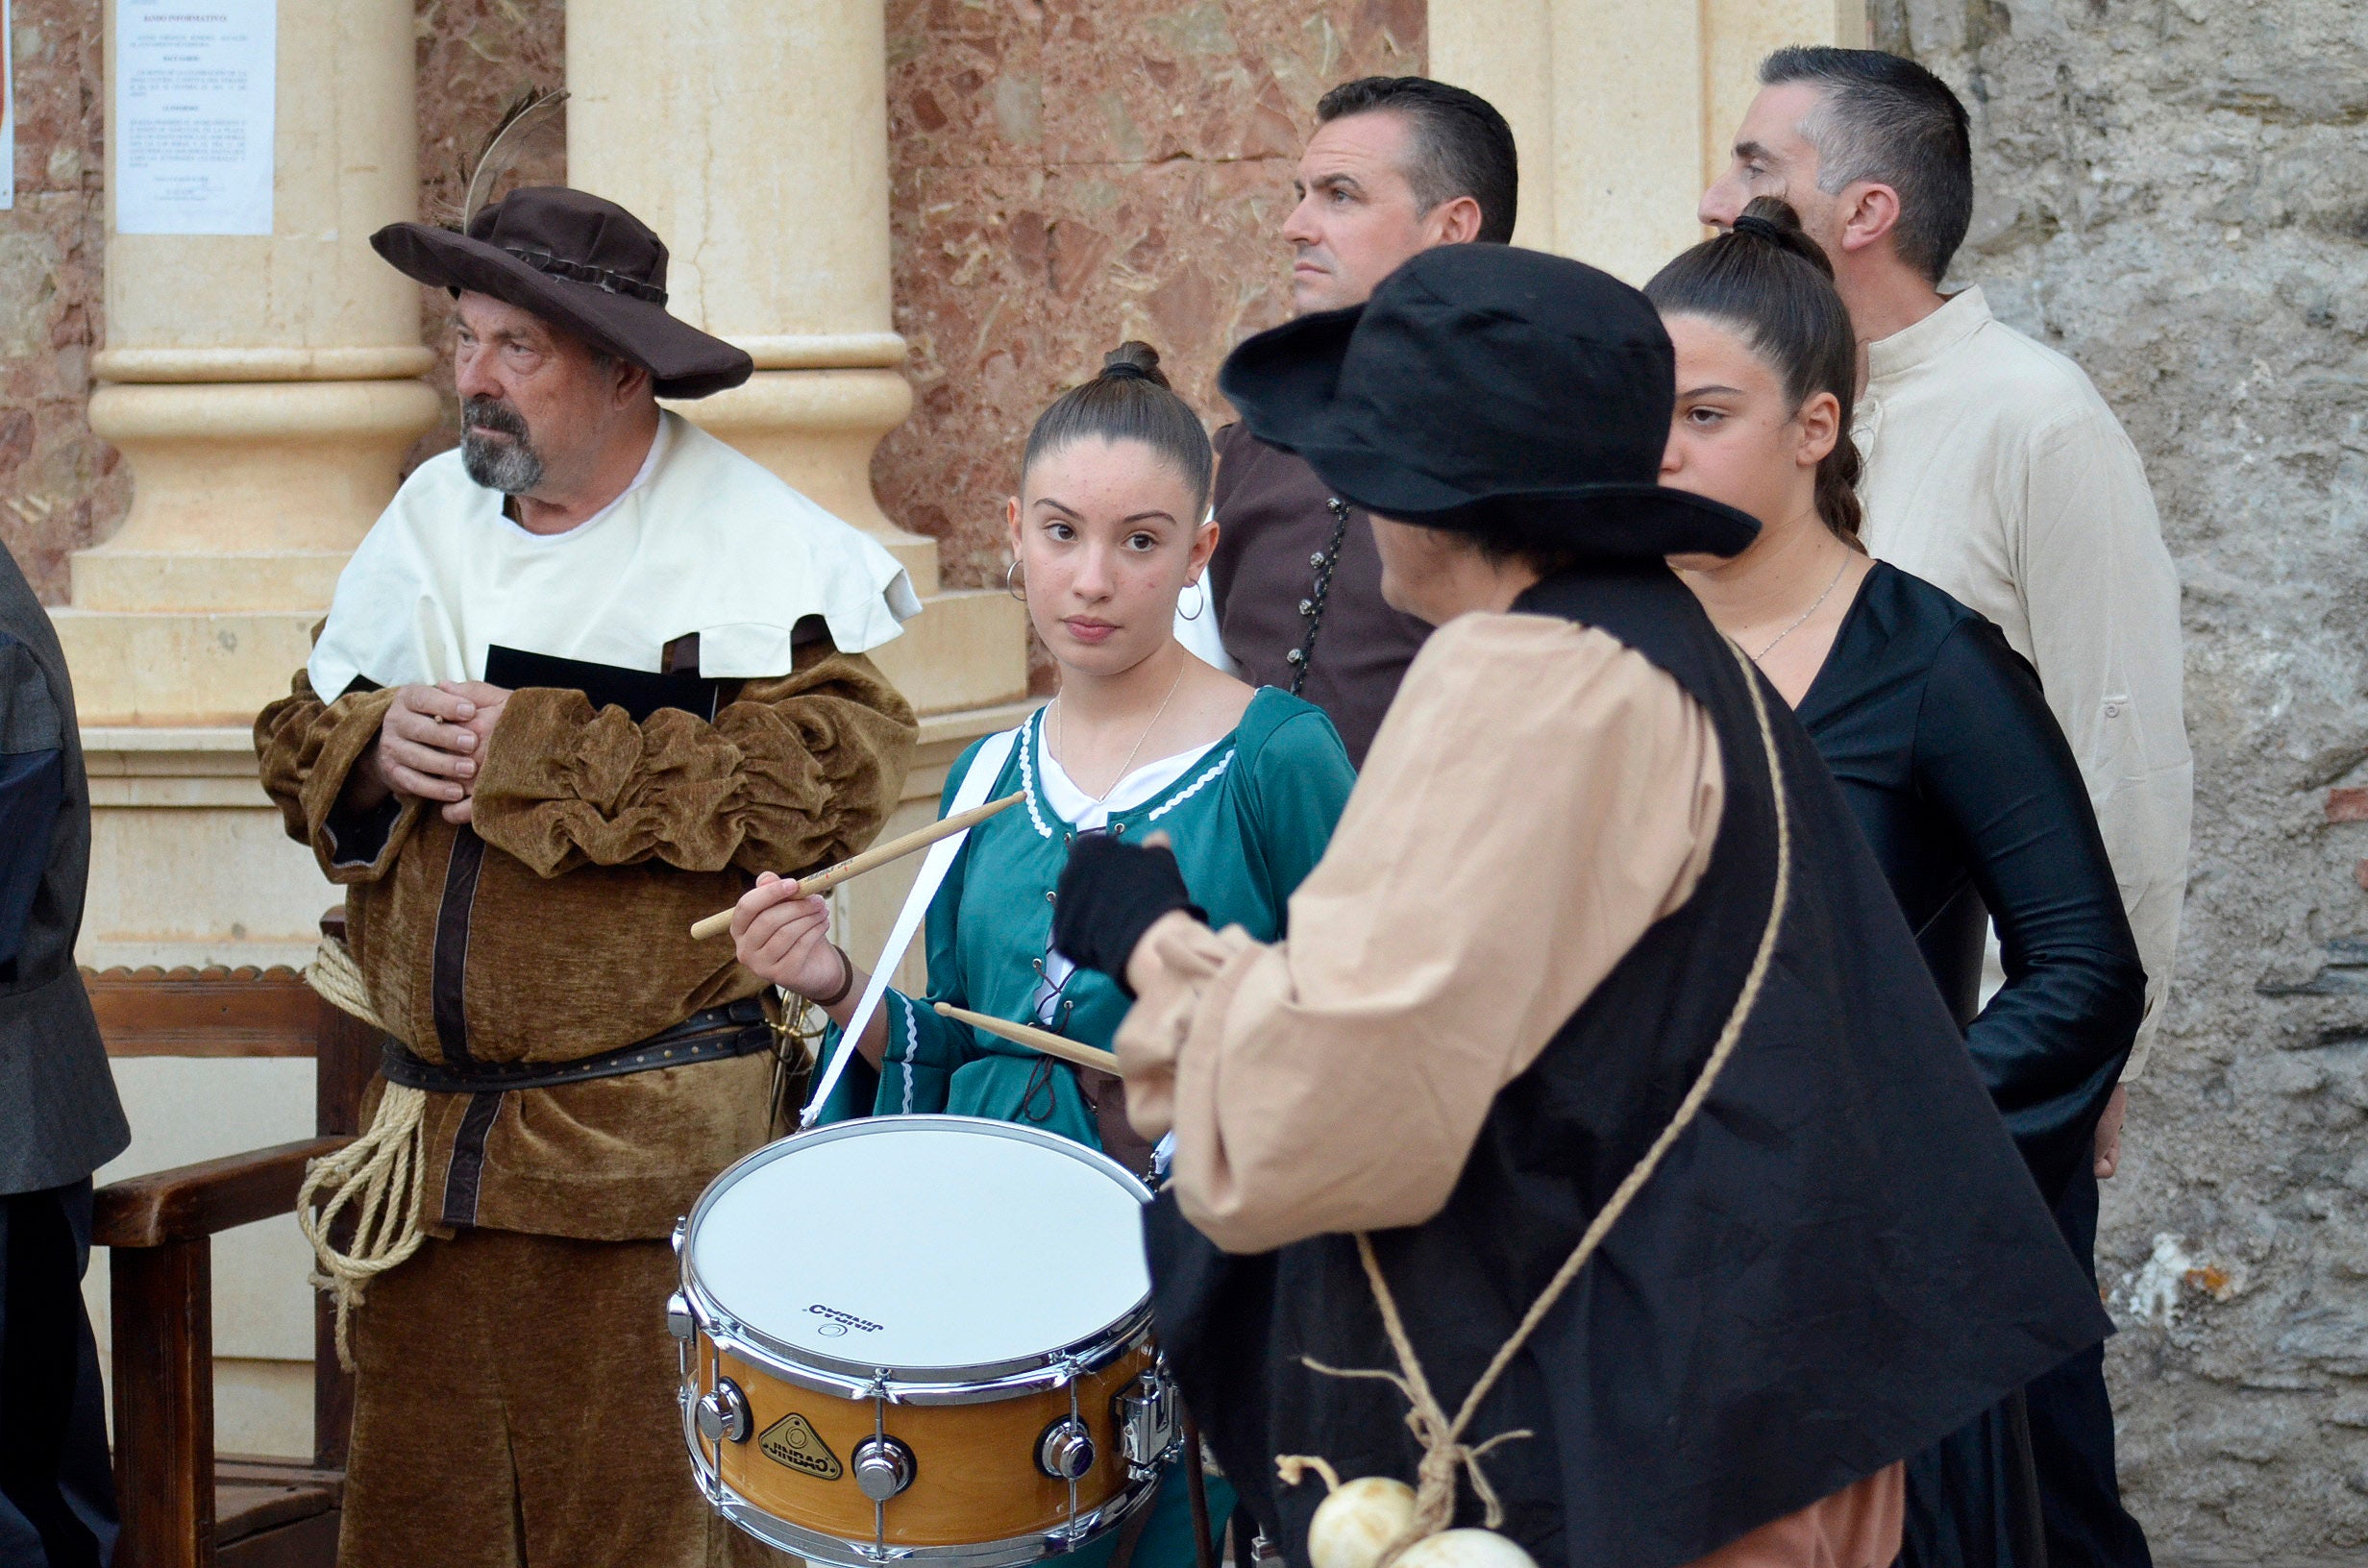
[258,185,921,1567]
[1702,43,2186,1568]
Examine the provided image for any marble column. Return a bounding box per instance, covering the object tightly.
[567,0,1029,723]
[1431,0,1866,282]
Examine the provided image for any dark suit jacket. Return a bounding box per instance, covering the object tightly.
[0,548,126,1194]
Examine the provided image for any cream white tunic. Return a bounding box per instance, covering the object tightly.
[308,410,921,698]
[1856,287,2191,1078]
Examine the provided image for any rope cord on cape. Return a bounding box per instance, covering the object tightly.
[1282,640,1794,1559]
[295,934,430,1372]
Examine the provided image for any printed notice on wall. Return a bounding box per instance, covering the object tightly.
[113,0,276,235]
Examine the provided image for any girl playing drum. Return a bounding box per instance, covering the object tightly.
[728,341,1357,1568]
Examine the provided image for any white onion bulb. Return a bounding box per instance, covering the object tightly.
[1391,1529,1540,1568]
[1305,1477,1418,1568]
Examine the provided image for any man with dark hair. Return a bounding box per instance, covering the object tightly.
[1187,76,1517,765]
[1703,43,2189,1568]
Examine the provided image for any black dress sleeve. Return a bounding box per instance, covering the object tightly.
[1912,618,2147,1204]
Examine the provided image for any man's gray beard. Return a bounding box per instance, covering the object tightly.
[460,427,545,494]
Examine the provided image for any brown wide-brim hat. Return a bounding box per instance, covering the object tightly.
[373,186,753,400]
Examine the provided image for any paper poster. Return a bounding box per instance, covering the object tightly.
[2,0,15,211]
[113,0,276,235]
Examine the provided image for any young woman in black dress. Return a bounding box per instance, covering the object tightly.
[1646,198,2149,1568]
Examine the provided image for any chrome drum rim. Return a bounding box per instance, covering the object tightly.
[679,1115,1156,1402]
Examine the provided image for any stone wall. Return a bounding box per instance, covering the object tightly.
[1879,1,2368,1560]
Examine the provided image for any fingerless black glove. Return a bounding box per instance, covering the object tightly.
[1052,833,1203,993]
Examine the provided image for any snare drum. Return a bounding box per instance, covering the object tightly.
[669,1115,1180,1566]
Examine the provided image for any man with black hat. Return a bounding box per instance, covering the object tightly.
[1050,246,2113,1568]
[255,186,921,1568]
[1196,76,1517,766]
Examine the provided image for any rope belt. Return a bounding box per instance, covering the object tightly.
[296,934,772,1368]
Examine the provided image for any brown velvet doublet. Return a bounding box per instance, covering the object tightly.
[256,639,918,1240]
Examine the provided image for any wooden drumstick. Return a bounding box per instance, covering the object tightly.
[933,1002,1121,1073]
[689,793,1024,941]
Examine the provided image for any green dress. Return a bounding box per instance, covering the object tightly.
[810,685,1356,1568]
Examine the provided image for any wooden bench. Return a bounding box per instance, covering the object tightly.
[89,911,378,1568]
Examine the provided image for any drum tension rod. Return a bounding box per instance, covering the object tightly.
[871,1372,892,1559]
[1065,1360,1083,1543]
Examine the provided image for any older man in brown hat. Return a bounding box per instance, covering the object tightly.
[255,186,921,1567]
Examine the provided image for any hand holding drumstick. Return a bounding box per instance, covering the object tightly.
[723,794,1024,1070]
[691,794,1022,941]
[730,873,893,1067]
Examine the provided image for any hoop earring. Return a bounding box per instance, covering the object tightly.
[1178,577,1207,622]
[1006,560,1025,601]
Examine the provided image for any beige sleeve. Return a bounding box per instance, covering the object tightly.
[2013,411,2191,1079]
[1116,612,1725,1254]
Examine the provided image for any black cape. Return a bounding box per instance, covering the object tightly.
[1147,563,2110,1568]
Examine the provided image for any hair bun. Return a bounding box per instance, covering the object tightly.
[1730,197,1834,280]
[1100,340,1172,389]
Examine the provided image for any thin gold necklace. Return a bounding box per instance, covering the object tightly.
[1752,552,1851,663]
[1053,658,1189,805]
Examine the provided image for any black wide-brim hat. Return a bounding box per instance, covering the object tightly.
[1220,245,1759,559]
[373,186,753,400]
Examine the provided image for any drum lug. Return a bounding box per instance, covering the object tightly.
[671,1215,688,1256]
[665,1291,697,1342]
[852,1433,917,1501]
[1114,1369,1178,1480]
[696,1378,752,1444]
[1036,1416,1097,1482]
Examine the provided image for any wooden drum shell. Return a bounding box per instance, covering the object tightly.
[695,1335,1156,1547]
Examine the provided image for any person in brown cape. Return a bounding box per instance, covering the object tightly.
[254,186,921,1568]
[1193,77,1517,765]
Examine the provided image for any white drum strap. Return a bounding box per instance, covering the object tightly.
[799,721,1027,1127]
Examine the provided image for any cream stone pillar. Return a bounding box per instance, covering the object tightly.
[61,0,435,969]
[567,0,1029,723]
[59,0,439,726]
[1431,0,1866,283]
[67,0,438,1463]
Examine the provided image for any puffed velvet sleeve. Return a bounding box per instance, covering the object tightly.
[254,664,418,881]
[470,641,917,878]
[1913,619,2147,1202]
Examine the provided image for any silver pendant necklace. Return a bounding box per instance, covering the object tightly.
[1752,553,1851,663]
[1053,658,1188,805]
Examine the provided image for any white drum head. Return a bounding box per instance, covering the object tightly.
[689,1116,1150,1379]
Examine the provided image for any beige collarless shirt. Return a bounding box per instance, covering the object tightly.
[1856,287,2191,1078]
